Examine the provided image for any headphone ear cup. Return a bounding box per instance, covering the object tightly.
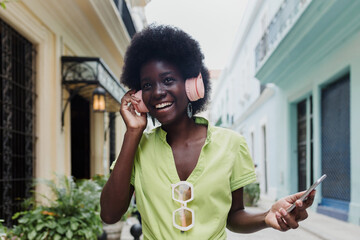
[185,73,205,101]
[133,90,149,113]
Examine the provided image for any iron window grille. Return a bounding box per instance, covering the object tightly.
[0,18,37,226]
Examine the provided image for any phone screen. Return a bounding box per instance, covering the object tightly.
[286,174,327,213]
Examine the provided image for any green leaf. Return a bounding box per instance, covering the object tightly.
[84,229,93,239]
[36,223,45,231]
[12,212,22,220]
[46,220,57,229]
[28,229,37,240]
[66,229,73,239]
[40,232,49,240]
[18,217,29,224]
[58,218,68,225]
[0,3,6,9]
[70,221,79,231]
[54,234,62,240]
[56,225,66,234]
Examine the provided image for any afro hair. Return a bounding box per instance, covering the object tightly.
[120,24,211,115]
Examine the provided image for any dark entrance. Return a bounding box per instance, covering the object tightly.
[71,95,90,179]
[319,74,350,221]
[297,96,313,191]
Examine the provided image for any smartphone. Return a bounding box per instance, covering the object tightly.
[286,174,327,213]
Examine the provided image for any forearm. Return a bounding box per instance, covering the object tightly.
[100,130,142,223]
[227,209,269,233]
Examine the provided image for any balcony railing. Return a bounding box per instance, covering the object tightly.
[255,0,312,70]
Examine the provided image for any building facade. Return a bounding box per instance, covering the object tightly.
[210,0,360,225]
[0,0,149,225]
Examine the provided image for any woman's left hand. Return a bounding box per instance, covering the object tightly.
[265,190,316,231]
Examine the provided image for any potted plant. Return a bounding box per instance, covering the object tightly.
[6,174,103,240]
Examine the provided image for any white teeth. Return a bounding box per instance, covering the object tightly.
[155,102,172,109]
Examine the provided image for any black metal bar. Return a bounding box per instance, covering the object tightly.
[1,20,14,225]
[109,113,116,167]
[0,18,36,227]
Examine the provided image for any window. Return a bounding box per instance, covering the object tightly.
[296,96,313,191]
[0,19,36,226]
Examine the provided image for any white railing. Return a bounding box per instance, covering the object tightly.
[255,0,312,71]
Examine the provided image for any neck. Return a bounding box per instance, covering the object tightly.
[162,116,198,144]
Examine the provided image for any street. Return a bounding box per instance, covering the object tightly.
[121,199,360,240]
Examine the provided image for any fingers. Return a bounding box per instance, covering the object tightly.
[288,190,307,203]
[278,208,299,230]
[296,209,308,222]
[303,190,316,208]
[275,211,290,231]
[120,90,141,112]
[121,90,137,104]
[272,190,316,232]
[293,200,309,221]
[120,90,134,108]
[287,189,316,210]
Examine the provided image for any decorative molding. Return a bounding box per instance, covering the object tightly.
[255,0,360,86]
[89,0,130,56]
[18,0,130,75]
[21,0,99,55]
[0,1,49,43]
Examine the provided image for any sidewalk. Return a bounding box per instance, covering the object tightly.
[121,198,360,240]
[230,198,360,240]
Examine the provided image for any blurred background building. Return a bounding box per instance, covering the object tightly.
[210,0,360,225]
[0,0,149,225]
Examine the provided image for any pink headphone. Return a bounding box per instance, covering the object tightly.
[133,73,204,113]
[185,73,205,102]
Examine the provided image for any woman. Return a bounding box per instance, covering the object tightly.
[100,24,314,239]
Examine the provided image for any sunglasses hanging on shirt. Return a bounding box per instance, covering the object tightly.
[171,181,195,231]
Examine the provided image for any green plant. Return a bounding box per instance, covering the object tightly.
[8,175,103,240]
[0,219,6,237]
[91,174,135,221]
[243,183,260,206]
[0,1,8,9]
[91,174,109,189]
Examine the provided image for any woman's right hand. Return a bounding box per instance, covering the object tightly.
[120,90,147,131]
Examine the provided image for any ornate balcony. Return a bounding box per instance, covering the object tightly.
[61,56,126,127]
[255,0,312,71]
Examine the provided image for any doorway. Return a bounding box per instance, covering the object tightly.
[71,95,90,179]
[296,96,313,192]
[319,74,350,221]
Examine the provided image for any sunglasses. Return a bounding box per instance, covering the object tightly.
[171,181,195,231]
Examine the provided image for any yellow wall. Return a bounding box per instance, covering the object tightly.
[0,0,131,192]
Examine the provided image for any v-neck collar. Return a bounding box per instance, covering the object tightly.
[157,117,212,184]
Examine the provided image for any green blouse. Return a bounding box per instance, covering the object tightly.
[111,117,256,239]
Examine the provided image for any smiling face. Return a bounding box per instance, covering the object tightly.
[140,59,189,125]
